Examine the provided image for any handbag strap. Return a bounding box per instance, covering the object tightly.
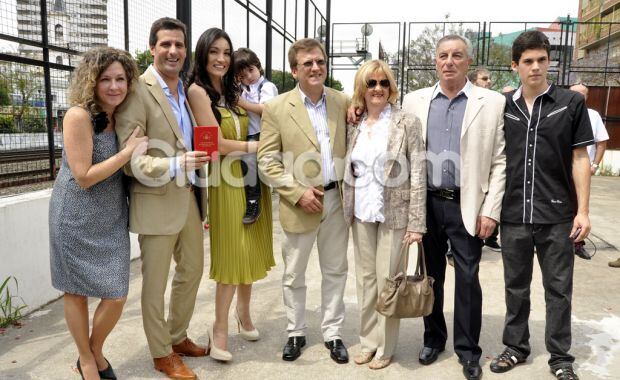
[397,241,411,275]
[414,242,428,280]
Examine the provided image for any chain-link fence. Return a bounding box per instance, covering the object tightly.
[330,18,620,147]
[0,0,328,188]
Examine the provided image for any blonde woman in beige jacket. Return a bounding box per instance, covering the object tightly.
[342,59,426,369]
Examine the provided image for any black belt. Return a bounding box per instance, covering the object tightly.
[429,188,459,200]
[324,181,337,191]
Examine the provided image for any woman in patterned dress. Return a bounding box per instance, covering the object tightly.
[49,47,147,379]
[187,28,274,362]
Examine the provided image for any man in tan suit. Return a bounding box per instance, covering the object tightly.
[401,35,506,380]
[115,18,208,380]
[258,38,350,364]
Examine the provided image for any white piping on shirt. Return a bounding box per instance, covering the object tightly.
[505,113,520,121]
[546,106,567,118]
[513,101,531,223]
[530,100,543,223]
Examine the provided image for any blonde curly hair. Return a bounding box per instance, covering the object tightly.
[68,47,139,114]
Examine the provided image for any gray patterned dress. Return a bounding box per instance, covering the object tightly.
[49,126,130,298]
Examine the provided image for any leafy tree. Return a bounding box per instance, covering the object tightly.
[389,20,519,92]
[0,63,44,128]
[0,76,11,106]
[134,49,153,74]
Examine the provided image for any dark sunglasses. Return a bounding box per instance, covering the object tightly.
[366,79,390,88]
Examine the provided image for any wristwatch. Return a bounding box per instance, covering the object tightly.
[591,163,599,168]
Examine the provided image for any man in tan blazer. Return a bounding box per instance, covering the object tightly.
[401,35,506,380]
[258,38,350,364]
[115,18,208,380]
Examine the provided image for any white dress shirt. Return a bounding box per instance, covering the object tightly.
[351,104,391,223]
[299,86,337,185]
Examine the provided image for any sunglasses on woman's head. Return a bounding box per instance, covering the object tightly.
[366,79,390,88]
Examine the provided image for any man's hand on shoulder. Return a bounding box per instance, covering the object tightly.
[346,105,363,124]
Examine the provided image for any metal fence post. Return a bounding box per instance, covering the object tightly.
[325,0,331,77]
[124,0,129,52]
[561,16,571,86]
[177,0,192,74]
[39,0,55,180]
[265,0,272,80]
[481,21,486,66]
[304,0,309,38]
[400,21,407,101]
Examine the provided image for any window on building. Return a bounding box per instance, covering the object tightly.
[56,56,63,65]
[55,24,63,41]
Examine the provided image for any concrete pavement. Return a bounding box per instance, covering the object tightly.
[1,176,619,379]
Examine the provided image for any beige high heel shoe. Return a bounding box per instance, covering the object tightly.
[234,309,260,341]
[207,326,232,362]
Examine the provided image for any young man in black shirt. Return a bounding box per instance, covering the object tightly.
[489,30,593,380]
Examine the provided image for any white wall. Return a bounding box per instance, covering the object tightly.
[0,190,140,313]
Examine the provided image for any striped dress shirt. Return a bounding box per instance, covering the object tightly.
[299,87,337,185]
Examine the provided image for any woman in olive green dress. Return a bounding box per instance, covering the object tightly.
[187,28,274,362]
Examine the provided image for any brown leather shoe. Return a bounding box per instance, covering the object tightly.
[153,353,196,380]
[172,337,208,357]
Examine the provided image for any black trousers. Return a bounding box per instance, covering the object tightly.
[422,192,483,362]
[500,222,575,369]
[240,132,261,202]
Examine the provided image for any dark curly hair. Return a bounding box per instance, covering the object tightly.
[186,28,240,124]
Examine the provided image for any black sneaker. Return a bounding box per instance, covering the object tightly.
[553,366,579,380]
[485,239,501,252]
[242,200,261,225]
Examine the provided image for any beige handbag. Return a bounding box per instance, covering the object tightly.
[375,242,435,319]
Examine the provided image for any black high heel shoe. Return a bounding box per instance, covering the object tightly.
[76,358,84,380]
[98,358,117,380]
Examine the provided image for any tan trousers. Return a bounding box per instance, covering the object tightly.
[351,220,406,359]
[282,189,349,341]
[138,195,204,358]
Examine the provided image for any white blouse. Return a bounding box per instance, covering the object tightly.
[351,104,391,223]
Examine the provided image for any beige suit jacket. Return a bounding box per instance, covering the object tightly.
[258,86,349,233]
[342,106,427,232]
[401,85,506,236]
[115,69,208,235]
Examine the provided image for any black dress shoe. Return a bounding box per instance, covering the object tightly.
[418,346,444,365]
[325,339,349,364]
[98,358,117,380]
[242,200,261,225]
[460,359,483,380]
[282,336,306,361]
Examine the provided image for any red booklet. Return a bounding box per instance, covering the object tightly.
[194,125,219,160]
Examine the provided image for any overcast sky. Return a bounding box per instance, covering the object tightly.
[330,0,578,24]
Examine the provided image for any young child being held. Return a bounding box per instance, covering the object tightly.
[234,48,278,224]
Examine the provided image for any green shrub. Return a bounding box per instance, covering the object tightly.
[0,114,15,133]
[22,117,46,133]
